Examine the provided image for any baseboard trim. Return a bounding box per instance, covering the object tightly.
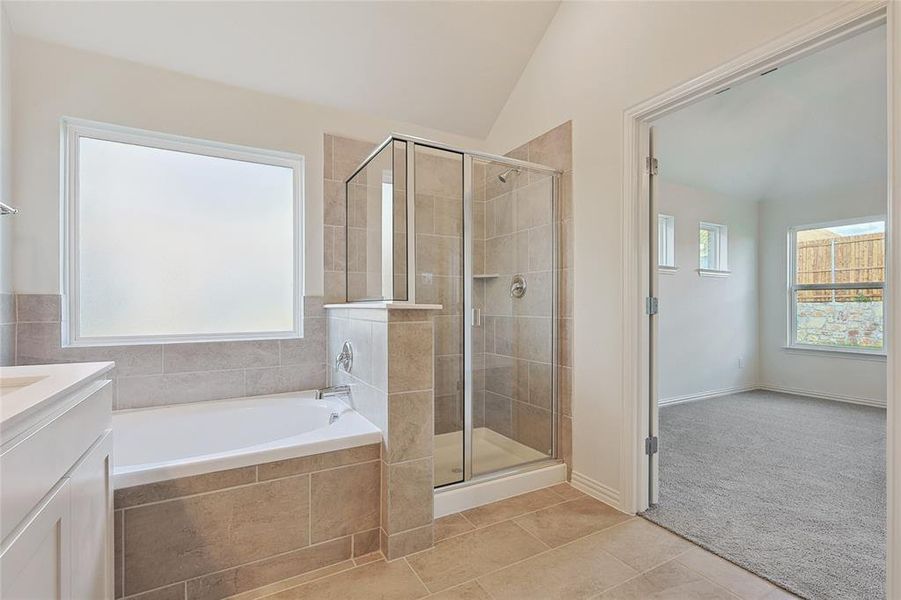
[658,385,758,407]
[757,385,886,408]
[570,471,628,513]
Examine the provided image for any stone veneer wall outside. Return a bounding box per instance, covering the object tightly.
[12,294,327,409]
[326,306,435,559]
[113,444,381,599]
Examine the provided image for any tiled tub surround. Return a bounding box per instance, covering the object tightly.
[113,443,382,600]
[326,305,437,559]
[11,294,328,409]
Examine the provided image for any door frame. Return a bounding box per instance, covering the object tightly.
[620,0,899,592]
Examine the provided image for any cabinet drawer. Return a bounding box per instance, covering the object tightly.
[1,380,112,542]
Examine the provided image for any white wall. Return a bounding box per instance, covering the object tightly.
[758,182,887,405]
[1,7,13,293]
[483,0,844,505]
[657,181,758,402]
[10,35,483,295]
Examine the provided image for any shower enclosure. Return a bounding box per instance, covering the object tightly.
[345,134,561,488]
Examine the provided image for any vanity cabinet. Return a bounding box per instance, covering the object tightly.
[1,364,114,600]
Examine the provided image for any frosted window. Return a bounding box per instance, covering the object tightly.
[72,134,300,342]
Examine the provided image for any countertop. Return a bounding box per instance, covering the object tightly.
[1,362,115,442]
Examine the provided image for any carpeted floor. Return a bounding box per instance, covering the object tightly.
[642,390,885,600]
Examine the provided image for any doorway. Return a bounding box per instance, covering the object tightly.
[635,14,889,600]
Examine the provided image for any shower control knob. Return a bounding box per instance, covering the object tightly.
[336,341,354,373]
[511,274,527,298]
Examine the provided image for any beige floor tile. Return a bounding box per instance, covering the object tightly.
[476,529,638,600]
[434,513,475,542]
[548,482,585,500]
[424,581,492,599]
[264,559,428,600]
[594,560,736,599]
[677,548,782,600]
[513,496,633,547]
[227,561,355,600]
[460,487,563,527]
[589,519,693,573]
[353,552,384,566]
[760,587,801,600]
[406,521,547,593]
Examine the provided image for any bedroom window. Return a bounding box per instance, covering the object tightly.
[789,219,885,353]
[698,222,728,272]
[62,118,304,346]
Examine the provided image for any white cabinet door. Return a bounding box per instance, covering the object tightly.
[0,479,72,600]
[70,430,113,600]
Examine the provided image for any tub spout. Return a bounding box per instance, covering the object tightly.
[317,385,351,400]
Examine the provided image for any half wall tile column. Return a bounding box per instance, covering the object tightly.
[325,304,439,560]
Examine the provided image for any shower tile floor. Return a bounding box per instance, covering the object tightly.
[433,427,549,487]
[234,485,799,600]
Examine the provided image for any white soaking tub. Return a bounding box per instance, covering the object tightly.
[112,390,381,488]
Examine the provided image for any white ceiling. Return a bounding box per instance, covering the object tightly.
[3,0,560,138]
[654,24,887,202]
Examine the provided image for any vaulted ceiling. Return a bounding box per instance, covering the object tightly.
[3,1,560,138]
[654,24,886,202]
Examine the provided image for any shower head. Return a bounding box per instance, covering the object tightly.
[497,167,521,183]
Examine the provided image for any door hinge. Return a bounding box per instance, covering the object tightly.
[645,156,658,176]
[645,296,658,315]
[645,436,659,455]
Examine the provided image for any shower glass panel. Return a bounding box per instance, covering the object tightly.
[345,140,408,302]
[343,135,558,489]
[413,145,465,487]
[471,158,556,477]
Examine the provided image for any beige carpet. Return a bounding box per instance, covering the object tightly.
[643,390,885,600]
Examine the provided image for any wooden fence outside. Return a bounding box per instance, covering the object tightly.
[796,233,884,302]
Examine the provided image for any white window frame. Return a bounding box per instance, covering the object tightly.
[60,117,305,347]
[697,221,728,275]
[657,214,676,270]
[787,216,886,355]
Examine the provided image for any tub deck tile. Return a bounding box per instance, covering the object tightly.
[115,466,257,508]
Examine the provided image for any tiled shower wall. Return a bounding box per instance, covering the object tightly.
[327,125,573,475]
[12,294,327,409]
[500,123,573,473]
[478,165,556,456]
[413,149,464,437]
[323,134,379,304]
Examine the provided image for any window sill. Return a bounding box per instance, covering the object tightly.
[782,345,886,361]
[64,331,304,348]
[658,266,678,275]
[696,268,731,278]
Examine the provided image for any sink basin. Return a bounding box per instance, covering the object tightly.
[0,376,46,396]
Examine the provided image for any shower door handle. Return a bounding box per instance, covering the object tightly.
[471,308,481,327]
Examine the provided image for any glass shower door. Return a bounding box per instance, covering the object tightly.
[470,157,556,477]
[413,145,465,487]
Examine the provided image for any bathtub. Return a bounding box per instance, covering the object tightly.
[112,389,382,489]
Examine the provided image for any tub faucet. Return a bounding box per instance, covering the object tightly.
[317,385,351,400]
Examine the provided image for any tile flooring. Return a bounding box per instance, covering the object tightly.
[234,484,799,600]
